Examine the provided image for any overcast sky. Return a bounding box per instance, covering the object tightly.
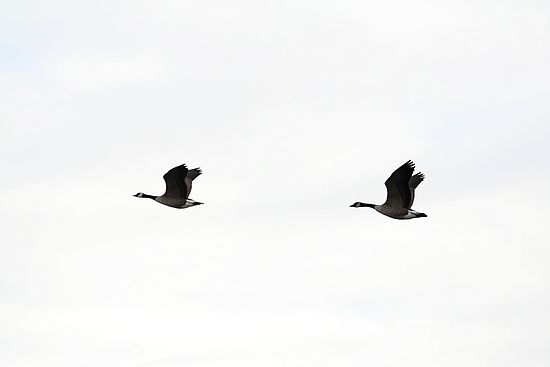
[1,0,550,366]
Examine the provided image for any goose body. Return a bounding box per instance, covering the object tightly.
[350,160,427,220]
[134,164,203,209]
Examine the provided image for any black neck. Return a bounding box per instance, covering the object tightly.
[143,194,157,199]
[355,202,375,208]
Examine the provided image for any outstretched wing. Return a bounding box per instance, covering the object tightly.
[184,167,202,197]
[163,164,189,199]
[383,160,415,208]
[407,172,425,208]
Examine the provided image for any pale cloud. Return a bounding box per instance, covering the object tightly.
[51,54,173,91]
[1,0,549,366]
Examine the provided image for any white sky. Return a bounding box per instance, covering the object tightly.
[1,0,550,366]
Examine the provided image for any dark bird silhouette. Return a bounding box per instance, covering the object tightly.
[134,164,203,209]
[350,160,427,219]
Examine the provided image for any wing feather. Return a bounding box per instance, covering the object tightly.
[162,164,189,199]
[384,160,415,208]
[407,172,425,208]
[184,168,202,197]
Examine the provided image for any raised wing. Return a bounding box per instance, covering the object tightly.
[163,164,189,198]
[407,172,425,208]
[384,160,415,208]
[184,167,202,197]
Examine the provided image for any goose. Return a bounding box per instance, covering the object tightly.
[350,160,427,219]
[134,164,203,209]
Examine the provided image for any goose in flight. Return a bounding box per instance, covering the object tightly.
[134,164,203,209]
[350,160,427,219]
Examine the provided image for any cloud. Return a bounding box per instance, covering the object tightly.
[1,1,549,366]
[50,54,172,91]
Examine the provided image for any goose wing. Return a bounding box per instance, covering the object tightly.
[162,164,189,199]
[407,172,425,208]
[184,167,202,197]
[383,160,415,208]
